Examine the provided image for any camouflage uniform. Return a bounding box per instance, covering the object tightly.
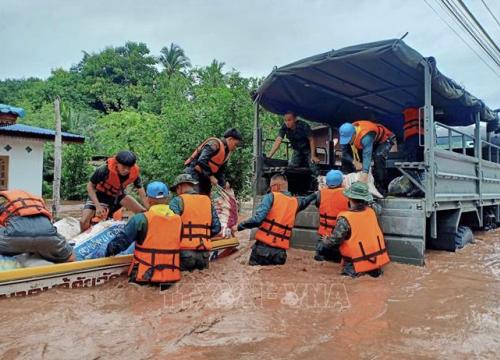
[323,201,383,277]
[278,120,319,175]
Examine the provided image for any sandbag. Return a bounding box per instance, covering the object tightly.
[73,220,126,260]
[343,172,383,199]
[54,217,81,241]
[388,175,414,196]
[0,255,21,271]
[212,184,238,237]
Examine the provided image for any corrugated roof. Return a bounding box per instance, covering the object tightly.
[0,124,85,143]
[0,104,26,118]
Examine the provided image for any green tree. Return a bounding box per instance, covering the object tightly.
[72,42,158,112]
[159,43,191,77]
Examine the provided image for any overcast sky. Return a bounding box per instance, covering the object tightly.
[1,0,499,108]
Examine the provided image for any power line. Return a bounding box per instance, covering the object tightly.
[441,0,500,67]
[480,0,500,28]
[423,0,500,77]
[456,0,500,56]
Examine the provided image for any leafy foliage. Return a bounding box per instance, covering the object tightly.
[0,42,278,199]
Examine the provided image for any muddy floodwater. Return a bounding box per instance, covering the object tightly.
[1,226,499,359]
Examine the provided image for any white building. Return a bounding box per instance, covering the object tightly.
[0,104,84,196]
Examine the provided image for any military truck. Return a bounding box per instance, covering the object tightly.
[251,39,500,265]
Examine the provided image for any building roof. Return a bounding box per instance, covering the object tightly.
[0,104,26,118]
[0,123,85,143]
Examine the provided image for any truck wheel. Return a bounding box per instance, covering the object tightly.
[454,226,474,249]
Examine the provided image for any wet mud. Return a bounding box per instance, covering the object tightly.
[1,226,499,359]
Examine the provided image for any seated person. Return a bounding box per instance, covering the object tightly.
[105,182,181,286]
[0,190,74,263]
[80,150,149,231]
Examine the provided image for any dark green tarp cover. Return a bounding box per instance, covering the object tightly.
[255,39,498,135]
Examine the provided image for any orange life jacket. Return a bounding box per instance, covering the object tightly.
[95,157,140,197]
[403,107,424,140]
[129,211,181,283]
[179,193,213,251]
[317,187,350,236]
[338,207,390,273]
[255,192,299,250]
[352,120,394,149]
[184,137,228,175]
[0,190,52,226]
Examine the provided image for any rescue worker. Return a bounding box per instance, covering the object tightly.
[267,111,320,176]
[403,107,425,197]
[80,150,149,231]
[314,170,350,262]
[339,120,396,194]
[237,174,315,266]
[105,181,182,287]
[169,174,221,271]
[403,107,424,162]
[0,190,74,262]
[184,128,242,196]
[321,182,390,277]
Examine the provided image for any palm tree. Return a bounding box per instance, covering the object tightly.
[158,43,191,77]
[203,59,226,86]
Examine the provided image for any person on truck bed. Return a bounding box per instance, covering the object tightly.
[0,190,74,263]
[237,174,315,266]
[80,150,149,232]
[339,120,396,194]
[314,170,350,262]
[267,111,320,176]
[403,107,424,163]
[105,181,182,287]
[183,128,242,196]
[321,182,390,277]
[169,174,221,272]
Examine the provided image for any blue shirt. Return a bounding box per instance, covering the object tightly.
[341,132,376,173]
[105,204,176,256]
[237,191,315,230]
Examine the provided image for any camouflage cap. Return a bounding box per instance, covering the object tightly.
[343,181,373,202]
[170,174,198,191]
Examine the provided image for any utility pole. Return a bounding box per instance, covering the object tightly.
[52,97,62,219]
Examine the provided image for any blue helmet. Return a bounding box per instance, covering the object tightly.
[146,181,169,199]
[339,123,355,145]
[325,170,343,187]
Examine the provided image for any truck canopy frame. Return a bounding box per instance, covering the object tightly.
[252,39,500,265]
[254,38,498,138]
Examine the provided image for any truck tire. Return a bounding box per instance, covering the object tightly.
[454,226,474,249]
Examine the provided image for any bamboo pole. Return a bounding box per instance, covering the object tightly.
[52,97,62,219]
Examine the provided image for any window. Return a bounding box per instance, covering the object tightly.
[0,156,8,191]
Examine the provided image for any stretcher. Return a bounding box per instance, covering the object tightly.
[0,237,239,299]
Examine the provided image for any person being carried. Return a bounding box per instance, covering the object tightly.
[80,150,149,231]
[184,128,242,196]
[314,170,350,262]
[237,174,315,266]
[321,182,390,277]
[338,120,396,194]
[0,190,74,263]
[169,174,221,271]
[105,182,181,287]
[267,111,320,177]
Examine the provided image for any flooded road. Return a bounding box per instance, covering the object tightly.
[1,228,499,359]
